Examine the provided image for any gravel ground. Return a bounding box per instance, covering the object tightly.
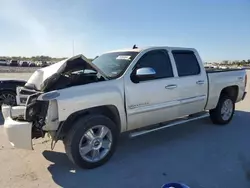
[0,71,249,188]
[0,72,33,81]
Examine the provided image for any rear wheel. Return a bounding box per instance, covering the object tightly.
[209,95,235,125]
[63,114,119,169]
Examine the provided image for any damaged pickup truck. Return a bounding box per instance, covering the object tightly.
[2,46,247,169]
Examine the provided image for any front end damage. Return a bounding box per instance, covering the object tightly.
[2,92,59,150]
[25,93,50,139]
[2,105,33,149]
[2,54,107,150]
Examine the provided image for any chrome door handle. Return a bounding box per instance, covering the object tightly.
[165,84,177,89]
[196,80,205,85]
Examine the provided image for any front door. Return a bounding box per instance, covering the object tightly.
[124,49,180,131]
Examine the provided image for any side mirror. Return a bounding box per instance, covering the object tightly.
[135,67,156,80]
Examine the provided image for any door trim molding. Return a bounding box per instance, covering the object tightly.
[127,95,206,115]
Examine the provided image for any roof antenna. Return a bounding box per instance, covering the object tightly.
[132,44,138,49]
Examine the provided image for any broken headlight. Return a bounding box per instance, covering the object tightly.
[24,93,49,122]
[25,100,49,122]
[26,92,42,105]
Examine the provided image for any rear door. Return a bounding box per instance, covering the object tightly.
[124,49,180,130]
[171,50,208,116]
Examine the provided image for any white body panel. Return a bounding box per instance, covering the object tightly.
[2,105,33,150]
[205,70,246,110]
[54,79,127,132]
[169,49,208,117]
[124,76,180,130]
[2,46,247,150]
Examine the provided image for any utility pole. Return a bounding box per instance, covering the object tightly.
[72,40,75,56]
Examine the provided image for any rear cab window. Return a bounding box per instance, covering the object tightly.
[172,50,201,77]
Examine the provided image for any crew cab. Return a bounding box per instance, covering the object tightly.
[2,46,247,169]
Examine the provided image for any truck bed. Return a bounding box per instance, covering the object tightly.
[205,68,246,111]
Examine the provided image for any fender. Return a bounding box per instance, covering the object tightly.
[55,78,127,132]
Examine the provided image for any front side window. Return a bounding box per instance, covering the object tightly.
[92,52,139,79]
[135,50,174,79]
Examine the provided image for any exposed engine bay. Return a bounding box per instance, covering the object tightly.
[40,69,105,92]
[25,55,107,92]
[18,55,108,139]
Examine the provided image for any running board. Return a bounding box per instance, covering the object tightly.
[129,113,209,138]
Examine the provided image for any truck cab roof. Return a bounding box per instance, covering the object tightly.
[104,46,197,54]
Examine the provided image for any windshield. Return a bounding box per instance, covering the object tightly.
[92,51,139,79]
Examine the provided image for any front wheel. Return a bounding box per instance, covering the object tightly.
[63,114,119,169]
[209,95,235,125]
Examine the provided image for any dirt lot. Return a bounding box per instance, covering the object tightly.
[0,65,39,73]
[0,71,250,188]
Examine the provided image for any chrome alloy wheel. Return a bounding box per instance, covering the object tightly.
[221,99,233,121]
[78,125,112,163]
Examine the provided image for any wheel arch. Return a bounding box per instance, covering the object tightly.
[58,105,121,139]
[209,92,236,125]
[219,85,239,102]
[0,88,16,94]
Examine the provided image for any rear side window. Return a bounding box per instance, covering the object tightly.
[137,50,173,79]
[172,50,200,77]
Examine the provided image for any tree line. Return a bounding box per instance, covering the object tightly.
[219,60,250,66]
[206,59,250,66]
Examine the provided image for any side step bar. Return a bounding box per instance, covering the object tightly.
[129,113,209,138]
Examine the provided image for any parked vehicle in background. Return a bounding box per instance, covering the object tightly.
[219,66,228,69]
[7,60,19,66]
[35,61,48,67]
[28,61,36,67]
[0,59,7,66]
[47,61,55,65]
[2,46,247,169]
[35,61,42,67]
[0,79,26,106]
[41,61,48,67]
[19,61,29,67]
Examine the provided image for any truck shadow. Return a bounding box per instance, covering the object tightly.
[43,110,250,188]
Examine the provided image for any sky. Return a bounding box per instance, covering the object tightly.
[0,0,249,62]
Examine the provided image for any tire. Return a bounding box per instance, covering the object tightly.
[209,95,235,125]
[0,91,16,107]
[63,114,119,169]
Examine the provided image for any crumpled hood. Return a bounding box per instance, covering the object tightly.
[25,54,106,91]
